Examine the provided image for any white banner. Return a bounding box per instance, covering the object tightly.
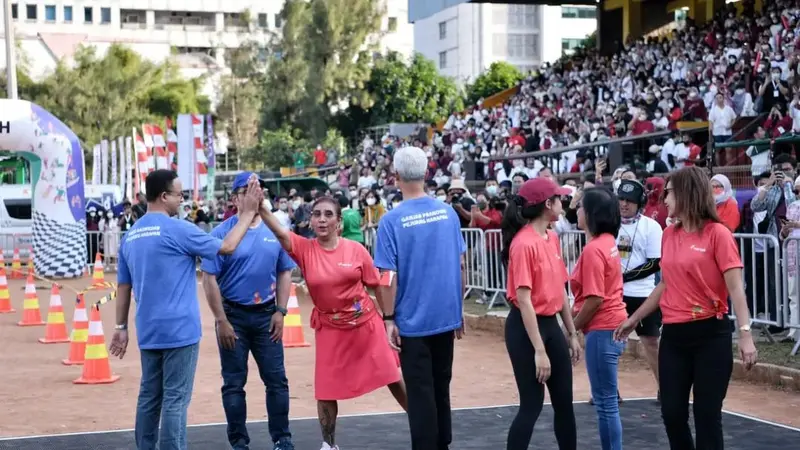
[110,139,118,187]
[176,114,196,193]
[117,137,125,194]
[124,137,133,201]
[100,139,109,185]
[92,144,100,185]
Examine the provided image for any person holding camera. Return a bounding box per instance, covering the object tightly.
[448,179,476,228]
[470,192,506,304]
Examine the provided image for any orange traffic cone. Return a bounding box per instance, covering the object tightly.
[91,253,104,286]
[0,266,14,313]
[17,272,44,326]
[9,247,22,279]
[39,284,70,344]
[74,305,120,384]
[63,294,89,365]
[282,284,310,348]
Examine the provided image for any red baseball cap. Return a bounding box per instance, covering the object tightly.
[518,177,572,206]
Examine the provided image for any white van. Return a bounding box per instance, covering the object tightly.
[0,184,33,260]
[0,184,124,260]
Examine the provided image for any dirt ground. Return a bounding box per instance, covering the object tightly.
[0,275,798,438]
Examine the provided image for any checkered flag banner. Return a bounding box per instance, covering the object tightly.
[32,211,87,278]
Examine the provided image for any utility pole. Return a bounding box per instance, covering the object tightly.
[3,0,18,99]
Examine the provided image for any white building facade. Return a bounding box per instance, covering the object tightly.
[0,0,413,83]
[413,3,597,85]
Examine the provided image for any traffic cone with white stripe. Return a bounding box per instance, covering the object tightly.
[9,247,23,279]
[39,284,70,344]
[74,305,120,384]
[91,253,105,286]
[17,272,44,326]
[282,284,310,348]
[63,294,89,365]
[26,248,34,276]
[0,266,14,313]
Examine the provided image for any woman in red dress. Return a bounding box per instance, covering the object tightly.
[259,196,407,450]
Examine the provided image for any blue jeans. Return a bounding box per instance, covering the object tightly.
[135,343,200,450]
[219,301,291,449]
[585,330,625,450]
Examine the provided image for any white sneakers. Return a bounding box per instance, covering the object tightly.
[320,443,340,450]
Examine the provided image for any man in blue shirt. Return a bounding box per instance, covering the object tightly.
[201,172,297,450]
[109,170,262,450]
[373,146,466,450]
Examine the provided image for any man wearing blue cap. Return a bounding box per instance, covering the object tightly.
[201,172,297,450]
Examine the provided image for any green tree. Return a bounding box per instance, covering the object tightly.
[348,52,464,128]
[7,44,209,150]
[215,41,265,160]
[262,0,384,142]
[243,126,309,170]
[465,61,523,104]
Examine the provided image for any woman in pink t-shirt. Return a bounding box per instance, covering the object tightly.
[259,196,407,450]
[615,167,757,450]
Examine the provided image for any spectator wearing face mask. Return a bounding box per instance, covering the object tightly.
[292,193,315,238]
[758,66,789,113]
[763,103,792,138]
[361,189,386,230]
[652,108,669,130]
[273,196,292,230]
[629,110,655,136]
[711,174,740,232]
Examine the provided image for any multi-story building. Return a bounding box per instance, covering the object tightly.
[413,3,597,85]
[0,1,413,87]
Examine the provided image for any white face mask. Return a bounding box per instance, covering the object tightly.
[279,203,288,211]
[349,190,358,197]
[366,198,376,206]
[292,200,301,209]
[436,195,447,202]
[486,185,498,196]
[89,212,96,217]
[107,212,114,219]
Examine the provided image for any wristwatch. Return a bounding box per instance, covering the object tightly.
[383,313,395,321]
[276,306,288,317]
[115,324,128,331]
[739,324,752,333]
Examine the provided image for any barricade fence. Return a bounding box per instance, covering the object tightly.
[4,226,800,354]
[458,228,798,355]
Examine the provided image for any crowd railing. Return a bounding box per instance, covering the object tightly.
[7,226,798,356]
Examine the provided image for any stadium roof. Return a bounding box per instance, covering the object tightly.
[409,0,598,23]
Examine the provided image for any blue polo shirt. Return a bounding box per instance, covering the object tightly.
[373,196,466,337]
[200,216,296,305]
[117,213,221,350]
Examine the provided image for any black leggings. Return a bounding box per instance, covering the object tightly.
[505,306,576,450]
[659,317,733,450]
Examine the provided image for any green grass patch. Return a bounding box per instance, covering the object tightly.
[740,341,800,370]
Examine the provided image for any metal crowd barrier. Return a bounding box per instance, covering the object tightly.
[462,228,487,301]
[483,230,507,309]
[0,233,33,262]
[781,236,800,355]
[735,233,783,334]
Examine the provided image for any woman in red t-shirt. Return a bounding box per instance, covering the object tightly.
[501,177,581,450]
[614,167,757,450]
[571,187,628,450]
[259,197,407,450]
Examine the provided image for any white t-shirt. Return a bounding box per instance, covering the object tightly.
[708,104,737,136]
[616,215,663,297]
[273,209,292,230]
